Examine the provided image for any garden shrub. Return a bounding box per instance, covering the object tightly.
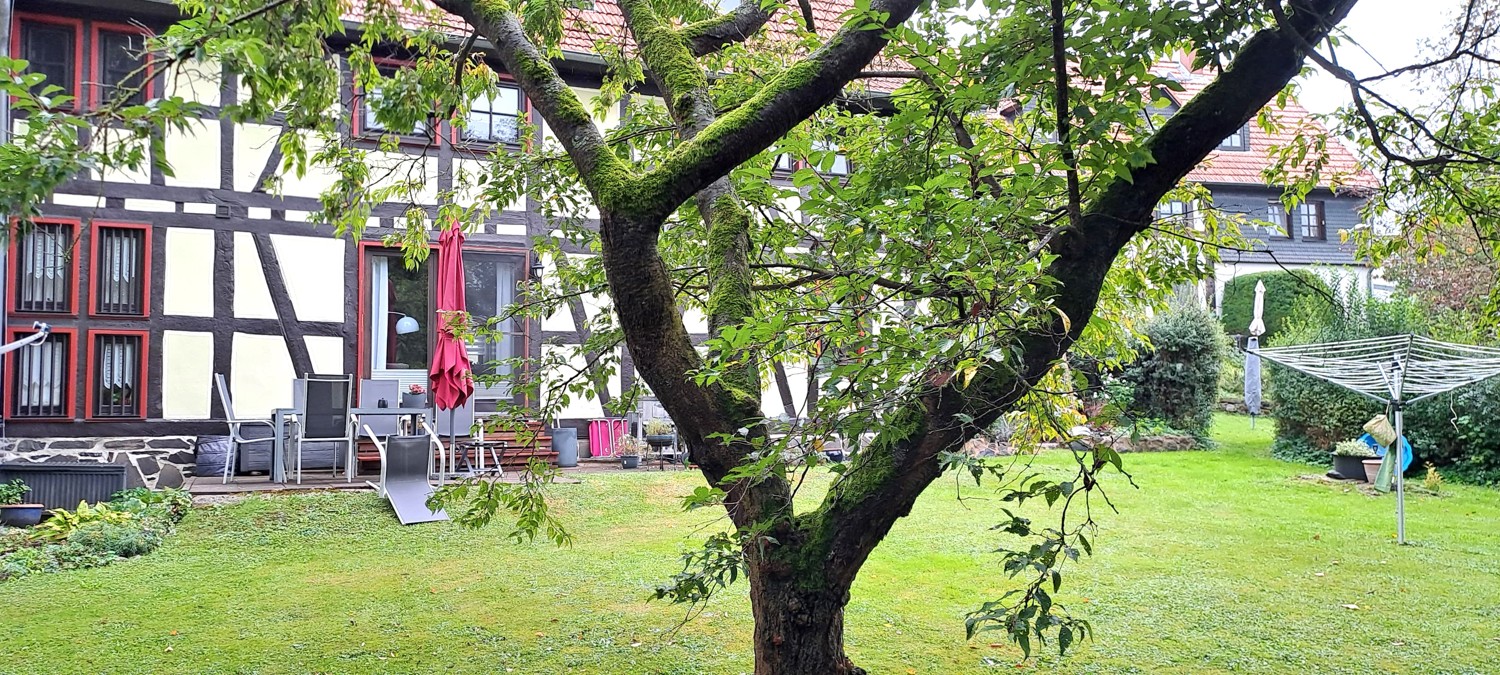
[68,520,164,558]
[1404,378,1500,486]
[1121,302,1226,438]
[1220,271,1332,343]
[0,487,191,583]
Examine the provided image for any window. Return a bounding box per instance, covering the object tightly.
[1268,200,1325,240]
[360,67,430,138]
[1156,200,1191,225]
[773,153,794,172]
[1267,201,1289,238]
[1294,201,1325,240]
[1219,124,1250,151]
[18,20,76,101]
[92,223,149,316]
[89,332,144,418]
[9,330,72,418]
[463,253,524,400]
[812,140,849,176]
[11,220,77,313]
[464,85,523,144]
[95,30,148,105]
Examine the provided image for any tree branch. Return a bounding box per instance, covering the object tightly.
[681,2,779,57]
[639,0,927,217]
[431,1,625,194]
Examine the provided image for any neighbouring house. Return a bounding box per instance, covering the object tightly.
[0,1,1376,487]
[1146,55,1381,306]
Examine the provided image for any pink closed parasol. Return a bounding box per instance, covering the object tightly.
[430,225,474,420]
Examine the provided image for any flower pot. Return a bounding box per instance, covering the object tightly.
[0,504,45,527]
[1362,458,1384,484]
[620,455,640,469]
[825,450,845,463]
[401,393,428,409]
[645,434,676,449]
[1332,455,1370,481]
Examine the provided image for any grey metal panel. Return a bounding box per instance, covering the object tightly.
[1206,185,1368,265]
[0,462,126,509]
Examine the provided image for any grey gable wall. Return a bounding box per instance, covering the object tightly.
[1207,184,1367,265]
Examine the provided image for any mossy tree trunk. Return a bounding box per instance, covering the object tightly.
[433,0,1360,671]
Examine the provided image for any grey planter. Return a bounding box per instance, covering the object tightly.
[620,455,641,469]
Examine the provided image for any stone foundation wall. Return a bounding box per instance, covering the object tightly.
[0,437,197,489]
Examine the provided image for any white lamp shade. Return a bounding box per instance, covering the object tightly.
[395,315,421,335]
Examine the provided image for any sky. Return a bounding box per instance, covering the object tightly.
[1296,0,1469,115]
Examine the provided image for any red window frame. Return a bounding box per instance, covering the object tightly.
[3,325,78,421]
[84,329,149,420]
[352,57,440,144]
[88,220,153,319]
[449,74,531,148]
[7,216,82,316]
[10,13,85,107]
[89,21,157,107]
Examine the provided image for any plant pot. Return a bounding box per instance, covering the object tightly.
[825,450,846,463]
[645,434,676,449]
[401,393,428,409]
[1362,458,1384,484]
[0,503,45,527]
[620,455,640,469]
[1332,455,1370,481]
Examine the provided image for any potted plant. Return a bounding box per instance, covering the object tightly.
[401,383,428,409]
[643,418,676,449]
[1331,439,1376,482]
[1362,456,1385,484]
[0,478,44,527]
[617,435,647,469]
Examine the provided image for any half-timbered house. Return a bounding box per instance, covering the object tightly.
[0,1,1376,488]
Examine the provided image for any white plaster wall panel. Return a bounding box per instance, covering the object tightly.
[541,305,574,332]
[124,199,175,212]
[285,210,310,222]
[183,202,218,215]
[94,128,151,184]
[304,335,346,374]
[232,232,277,319]
[52,194,104,208]
[495,224,526,236]
[161,331,214,419]
[163,119,221,188]
[233,123,282,192]
[167,58,221,106]
[366,152,438,205]
[540,344,603,420]
[162,228,215,317]
[270,234,346,322]
[231,333,296,417]
[682,308,709,335]
[453,158,526,212]
[248,207,272,220]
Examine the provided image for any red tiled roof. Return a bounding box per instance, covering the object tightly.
[347,0,899,84]
[1153,57,1378,192]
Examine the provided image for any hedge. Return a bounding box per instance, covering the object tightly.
[1220,270,1331,343]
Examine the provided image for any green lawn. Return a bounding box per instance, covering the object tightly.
[3,415,1499,674]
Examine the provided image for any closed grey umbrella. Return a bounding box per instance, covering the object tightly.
[1244,281,1266,426]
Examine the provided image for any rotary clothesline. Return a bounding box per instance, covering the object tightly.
[1252,334,1500,405]
[0,322,51,356]
[1249,333,1500,544]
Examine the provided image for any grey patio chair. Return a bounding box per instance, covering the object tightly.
[290,374,356,483]
[358,379,401,438]
[213,373,276,484]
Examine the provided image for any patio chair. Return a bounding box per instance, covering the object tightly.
[290,374,356,483]
[358,379,401,437]
[433,398,476,472]
[213,373,276,484]
[362,423,448,525]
